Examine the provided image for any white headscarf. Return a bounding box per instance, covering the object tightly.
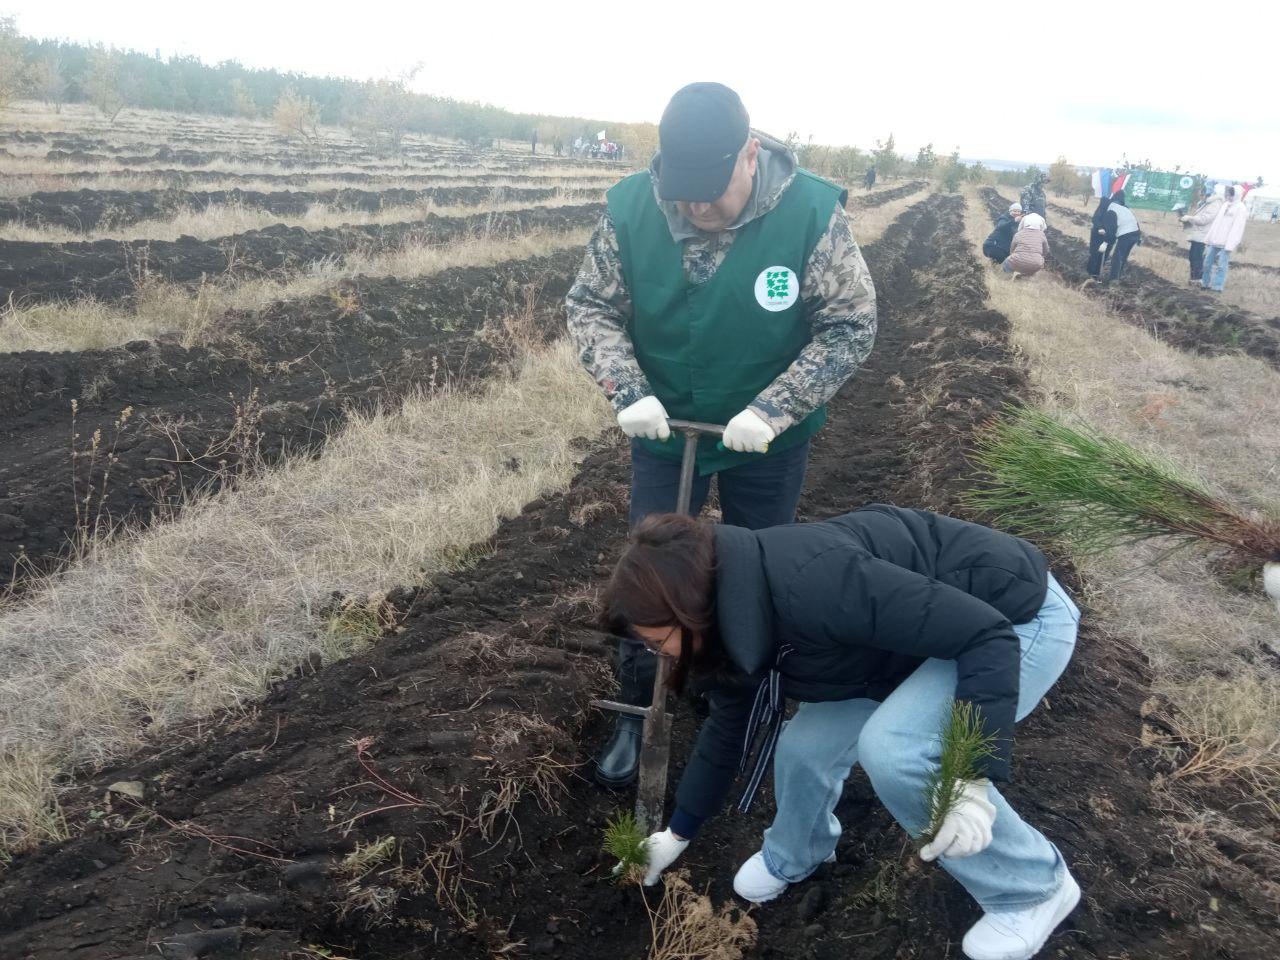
[1008,202,1023,215]
[1019,213,1046,231]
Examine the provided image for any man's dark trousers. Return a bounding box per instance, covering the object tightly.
[1108,232,1141,281]
[615,438,811,705]
[1189,240,1206,281]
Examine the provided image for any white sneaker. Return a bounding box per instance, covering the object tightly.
[962,870,1080,960]
[732,850,835,904]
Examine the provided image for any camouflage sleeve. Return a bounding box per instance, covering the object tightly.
[749,205,877,435]
[564,209,653,411]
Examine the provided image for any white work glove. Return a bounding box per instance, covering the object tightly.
[1180,216,1192,224]
[1098,242,1108,254]
[616,395,670,441]
[721,408,775,454]
[641,828,689,885]
[920,780,997,862]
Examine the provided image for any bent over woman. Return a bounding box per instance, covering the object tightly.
[602,504,1081,960]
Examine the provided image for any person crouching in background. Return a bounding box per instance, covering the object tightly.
[1002,213,1049,280]
[983,203,1022,265]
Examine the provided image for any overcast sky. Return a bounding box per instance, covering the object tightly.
[9,1,1279,184]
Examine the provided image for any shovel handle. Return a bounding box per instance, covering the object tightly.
[665,419,725,436]
[664,421,725,517]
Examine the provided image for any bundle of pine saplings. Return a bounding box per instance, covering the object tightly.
[966,407,1280,613]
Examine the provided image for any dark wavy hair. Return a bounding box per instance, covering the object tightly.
[601,513,721,692]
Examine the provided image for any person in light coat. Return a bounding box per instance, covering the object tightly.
[1200,185,1249,293]
[1002,213,1050,278]
[1179,187,1223,285]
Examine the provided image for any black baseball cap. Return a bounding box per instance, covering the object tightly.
[657,83,751,202]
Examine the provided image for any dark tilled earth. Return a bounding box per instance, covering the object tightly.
[0,185,597,231]
[2,195,1275,959]
[0,178,913,235]
[0,249,584,585]
[0,202,602,306]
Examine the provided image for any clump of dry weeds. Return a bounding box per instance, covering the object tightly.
[643,871,757,960]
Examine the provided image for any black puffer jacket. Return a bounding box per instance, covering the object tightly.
[672,504,1050,835]
[982,213,1019,261]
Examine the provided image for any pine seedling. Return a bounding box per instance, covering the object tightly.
[603,810,648,885]
[919,701,998,849]
[966,407,1280,565]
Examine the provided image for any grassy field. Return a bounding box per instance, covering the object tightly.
[0,99,1276,959]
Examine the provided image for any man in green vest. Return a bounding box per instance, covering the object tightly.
[566,82,878,787]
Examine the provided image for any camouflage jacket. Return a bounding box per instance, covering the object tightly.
[565,160,877,437]
[1020,180,1047,218]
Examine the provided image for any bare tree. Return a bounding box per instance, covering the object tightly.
[229,78,257,118]
[0,16,28,114]
[30,56,67,113]
[84,49,129,123]
[349,66,419,155]
[272,86,321,141]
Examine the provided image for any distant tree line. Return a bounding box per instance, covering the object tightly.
[0,18,657,157]
[792,129,1111,198]
[792,131,1040,192]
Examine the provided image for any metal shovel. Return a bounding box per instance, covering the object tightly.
[591,418,725,832]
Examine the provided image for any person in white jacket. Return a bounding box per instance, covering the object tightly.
[1200,185,1249,293]
[1179,187,1223,285]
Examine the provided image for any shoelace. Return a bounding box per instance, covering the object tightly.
[736,644,792,813]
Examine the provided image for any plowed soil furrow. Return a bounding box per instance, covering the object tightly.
[848,179,927,209]
[0,186,599,231]
[15,167,623,190]
[0,250,583,584]
[40,145,612,169]
[4,193,1272,959]
[980,187,1280,371]
[0,202,602,306]
[0,180,916,234]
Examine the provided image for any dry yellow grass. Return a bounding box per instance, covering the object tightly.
[963,191,1280,807]
[0,225,592,353]
[849,189,928,244]
[0,337,612,856]
[0,191,603,243]
[0,170,618,198]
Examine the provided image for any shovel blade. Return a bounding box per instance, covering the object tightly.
[635,655,672,833]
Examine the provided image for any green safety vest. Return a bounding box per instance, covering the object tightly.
[607,169,845,474]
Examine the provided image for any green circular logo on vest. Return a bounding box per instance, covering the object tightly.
[754,265,798,312]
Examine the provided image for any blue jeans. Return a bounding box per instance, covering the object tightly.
[761,573,1081,911]
[1202,246,1230,291]
[616,439,810,705]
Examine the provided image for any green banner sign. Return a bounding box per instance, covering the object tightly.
[1122,170,1197,212]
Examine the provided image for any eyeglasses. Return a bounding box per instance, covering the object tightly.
[637,626,680,655]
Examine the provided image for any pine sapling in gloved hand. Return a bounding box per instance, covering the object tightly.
[918,700,1000,862]
[604,811,649,885]
[604,812,690,886]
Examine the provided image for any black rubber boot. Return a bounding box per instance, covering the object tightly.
[595,714,644,788]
